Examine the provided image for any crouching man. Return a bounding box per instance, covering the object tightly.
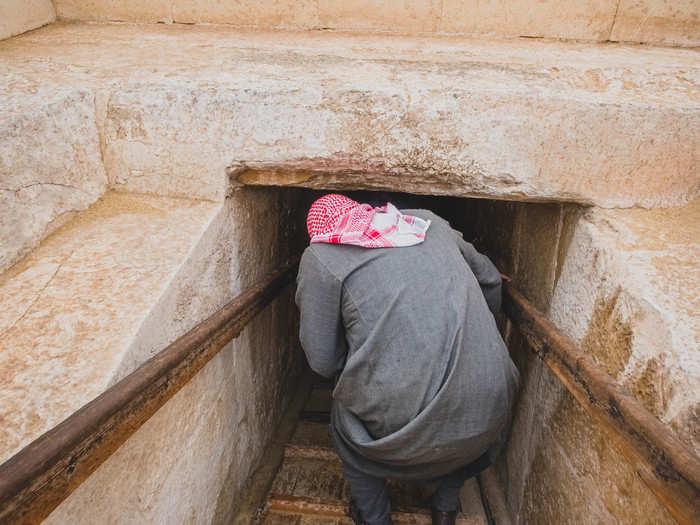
[295,194,519,525]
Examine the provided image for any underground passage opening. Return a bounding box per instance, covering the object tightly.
[3,184,695,524]
[229,186,586,525]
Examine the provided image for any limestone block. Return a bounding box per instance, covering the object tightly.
[0,90,107,274]
[54,0,319,27]
[496,330,549,519]
[549,200,700,453]
[520,392,676,524]
[0,0,55,40]
[3,23,700,207]
[440,0,618,41]
[175,0,319,27]
[317,0,442,33]
[1,187,310,523]
[87,26,699,207]
[0,193,221,463]
[111,187,311,383]
[468,198,699,523]
[514,204,564,312]
[50,0,699,46]
[54,0,175,23]
[611,0,700,47]
[45,300,304,525]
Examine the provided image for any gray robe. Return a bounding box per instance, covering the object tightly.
[295,209,519,480]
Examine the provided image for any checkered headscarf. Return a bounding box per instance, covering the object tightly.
[306,194,431,248]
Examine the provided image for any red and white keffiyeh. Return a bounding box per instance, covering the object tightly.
[306,194,431,248]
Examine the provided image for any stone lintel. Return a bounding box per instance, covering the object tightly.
[234,158,586,205]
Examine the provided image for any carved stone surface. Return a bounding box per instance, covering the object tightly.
[1,188,311,524]
[611,0,700,47]
[1,18,698,525]
[51,0,700,46]
[0,90,107,273]
[0,0,55,41]
[1,23,697,225]
[549,200,700,456]
[0,193,221,464]
[474,199,700,525]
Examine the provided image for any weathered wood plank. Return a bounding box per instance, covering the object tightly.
[267,495,480,525]
[289,421,333,450]
[502,282,700,525]
[0,260,299,525]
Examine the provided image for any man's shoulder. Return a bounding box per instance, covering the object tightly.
[401,208,447,224]
[300,243,357,280]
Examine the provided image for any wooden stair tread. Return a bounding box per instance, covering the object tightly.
[259,390,487,525]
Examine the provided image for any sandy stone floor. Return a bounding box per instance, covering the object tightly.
[0,192,220,463]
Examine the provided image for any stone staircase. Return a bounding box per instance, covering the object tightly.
[256,383,488,525]
[1,2,698,524]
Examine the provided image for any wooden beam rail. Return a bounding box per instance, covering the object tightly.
[502,282,700,525]
[0,260,299,524]
[1,261,697,524]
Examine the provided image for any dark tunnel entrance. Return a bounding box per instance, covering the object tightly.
[233,185,585,525]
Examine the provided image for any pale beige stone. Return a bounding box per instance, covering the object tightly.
[2,23,698,208]
[0,193,221,463]
[178,0,319,27]
[0,0,55,41]
[54,0,319,27]
[440,0,618,41]
[44,292,304,525]
[0,90,108,274]
[549,200,700,454]
[520,394,677,524]
[45,297,303,525]
[488,199,699,523]
[1,186,310,523]
[317,0,442,33]
[54,0,175,24]
[439,197,698,523]
[49,0,699,45]
[611,0,700,47]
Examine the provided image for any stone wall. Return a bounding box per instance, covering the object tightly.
[51,0,700,46]
[2,23,698,278]
[2,15,697,524]
[41,187,313,524]
[0,90,107,274]
[453,197,698,524]
[0,0,55,41]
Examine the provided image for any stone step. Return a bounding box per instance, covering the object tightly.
[285,444,340,463]
[1,24,698,266]
[265,454,486,525]
[49,0,700,47]
[266,386,488,525]
[0,0,54,40]
[0,192,220,464]
[290,421,334,450]
[265,501,487,525]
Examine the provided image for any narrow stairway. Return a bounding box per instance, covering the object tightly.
[256,383,489,525]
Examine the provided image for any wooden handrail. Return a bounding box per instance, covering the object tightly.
[1,260,697,524]
[0,260,299,524]
[503,282,700,525]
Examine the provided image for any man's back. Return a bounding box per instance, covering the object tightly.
[296,209,519,480]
